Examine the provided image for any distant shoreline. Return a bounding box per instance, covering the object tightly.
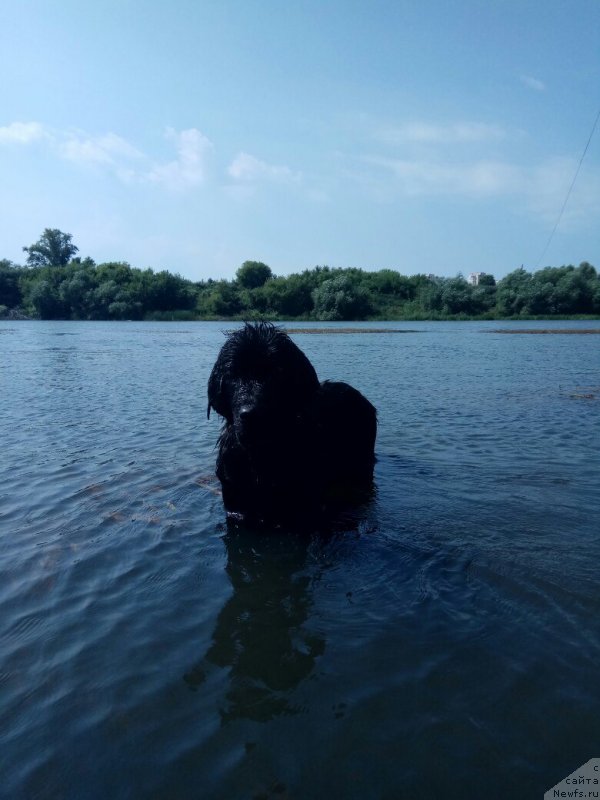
[286,327,419,334]
[2,314,600,324]
[2,256,599,322]
[488,328,600,334]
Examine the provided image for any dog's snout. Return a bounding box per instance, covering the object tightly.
[235,403,264,444]
[239,405,257,421]
[237,404,262,432]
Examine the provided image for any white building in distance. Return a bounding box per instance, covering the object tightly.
[468,272,486,286]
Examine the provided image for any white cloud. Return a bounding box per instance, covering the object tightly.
[378,121,506,145]
[354,112,599,226]
[228,151,299,183]
[60,126,215,191]
[360,152,600,228]
[0,121,48,144]
[0,121,262,194]
[0,120,215,191]
[520,74,546,92]
[524,157,600,227]
[365,156,520,196]
[60,131,144,166]
[147,128,214,190]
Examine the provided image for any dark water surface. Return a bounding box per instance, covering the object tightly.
[1,320,599,800]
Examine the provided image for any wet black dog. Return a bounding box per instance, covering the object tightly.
[207,322,376,523]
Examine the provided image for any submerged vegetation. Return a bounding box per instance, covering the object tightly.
[1,229,599,321]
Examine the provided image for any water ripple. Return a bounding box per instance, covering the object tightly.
[1,320,599,799]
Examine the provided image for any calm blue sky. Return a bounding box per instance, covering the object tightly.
[1,0,599,281]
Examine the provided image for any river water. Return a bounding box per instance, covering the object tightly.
[1,320,599,799]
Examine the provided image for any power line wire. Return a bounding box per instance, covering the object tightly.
[535,105,600,269]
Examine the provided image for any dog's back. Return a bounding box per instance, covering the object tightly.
[312,380,377,487]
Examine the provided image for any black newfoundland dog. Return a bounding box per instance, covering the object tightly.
[207,322,376,524]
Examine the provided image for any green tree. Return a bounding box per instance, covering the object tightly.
[197,280,243,317]
[440,277,474,315]
[312,275,372,320]
[495,268,532,316]
[29,278,65,318]
[91,279,120,318]
[366,269,413,299]
[23,228,79,267]
[415,280,443,313]
[260,273,315,317]
[0,260,23,308]
[556,264,597,314]
[364,269,415,316]
[236,261,273,290]
[471,281,496,314]
[144,270,196,311]
[59,268,95,319]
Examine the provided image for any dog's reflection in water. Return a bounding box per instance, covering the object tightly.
[184,523,327,723]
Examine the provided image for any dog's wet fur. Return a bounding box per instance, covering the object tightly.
[208,322,376,524]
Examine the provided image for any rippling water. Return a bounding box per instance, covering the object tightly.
[1,320,599,799]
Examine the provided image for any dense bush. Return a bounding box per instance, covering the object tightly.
[1,230,598,321]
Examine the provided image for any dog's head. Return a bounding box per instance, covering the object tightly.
[207,322,320,447]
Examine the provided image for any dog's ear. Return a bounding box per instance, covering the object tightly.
[207,368,229,421]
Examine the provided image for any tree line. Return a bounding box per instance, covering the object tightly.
[1,229,599,321]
